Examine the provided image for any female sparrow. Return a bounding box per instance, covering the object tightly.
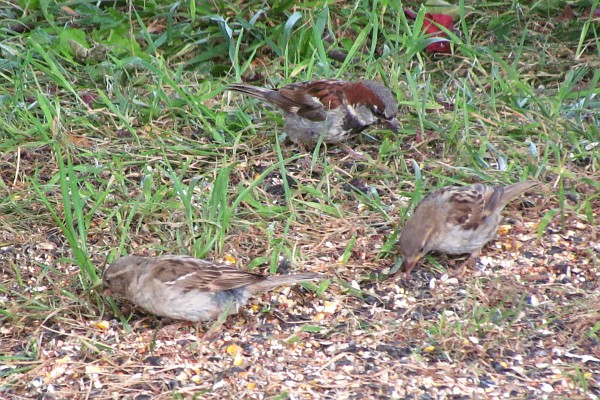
[226,79,399,145]
[398,181,538,274]
[103,255,320,322]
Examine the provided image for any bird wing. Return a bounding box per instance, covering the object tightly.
[442,184,499,231]
[271,80,348,121]
[151,256,266,292]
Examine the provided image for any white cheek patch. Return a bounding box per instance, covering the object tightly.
[310,96,323,106]
[345,104,359,117]
[352,104,378,125]
[289,106,300,114]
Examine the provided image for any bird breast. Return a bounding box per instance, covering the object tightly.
[283,108,349,143]
[131,284,251,322]
[431,214,502,255]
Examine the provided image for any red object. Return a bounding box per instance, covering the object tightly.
[81,92,99,107]
[423,13,454,54]
[582,6,600,18]
[404,9,454,54]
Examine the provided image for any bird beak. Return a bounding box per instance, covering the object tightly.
[384,117,399,133]
[402,257,420,274]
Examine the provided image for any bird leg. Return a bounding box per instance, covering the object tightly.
[203,302,235,339]
[295,141,316,170]
[452,250,481,278]
[337,142,366,161]
[143,318,199,341]
[293,141,329,173]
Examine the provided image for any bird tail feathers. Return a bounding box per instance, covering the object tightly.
[248,273,321,293]
[502,180,538,204]
[226,84,272,101]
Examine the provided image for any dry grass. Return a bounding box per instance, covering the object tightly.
[1,0,599,399]
[2,136,598,398]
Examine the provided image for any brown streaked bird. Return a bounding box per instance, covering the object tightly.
[398,181,538,274]
[103,255,320,322]
[226,79,399,146]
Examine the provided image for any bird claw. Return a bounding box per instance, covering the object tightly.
[337,143,367,161]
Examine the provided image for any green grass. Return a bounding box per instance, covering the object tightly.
[1,0,599,398]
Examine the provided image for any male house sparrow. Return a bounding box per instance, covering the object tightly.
[226,79,399,145]
[103,255,320,322]
[398,180,538,274]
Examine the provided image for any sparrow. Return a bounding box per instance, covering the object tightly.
[398,180,539,274]
[103,255,320,322]
[226,79,399,145]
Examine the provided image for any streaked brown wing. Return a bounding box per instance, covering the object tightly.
[302,80,345,108]
[482,184,504,216]
[272,80,348,121]
[151,255,266,292]
[202,268,266,292]
[272,86,327,121]
[443,185,490,231]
